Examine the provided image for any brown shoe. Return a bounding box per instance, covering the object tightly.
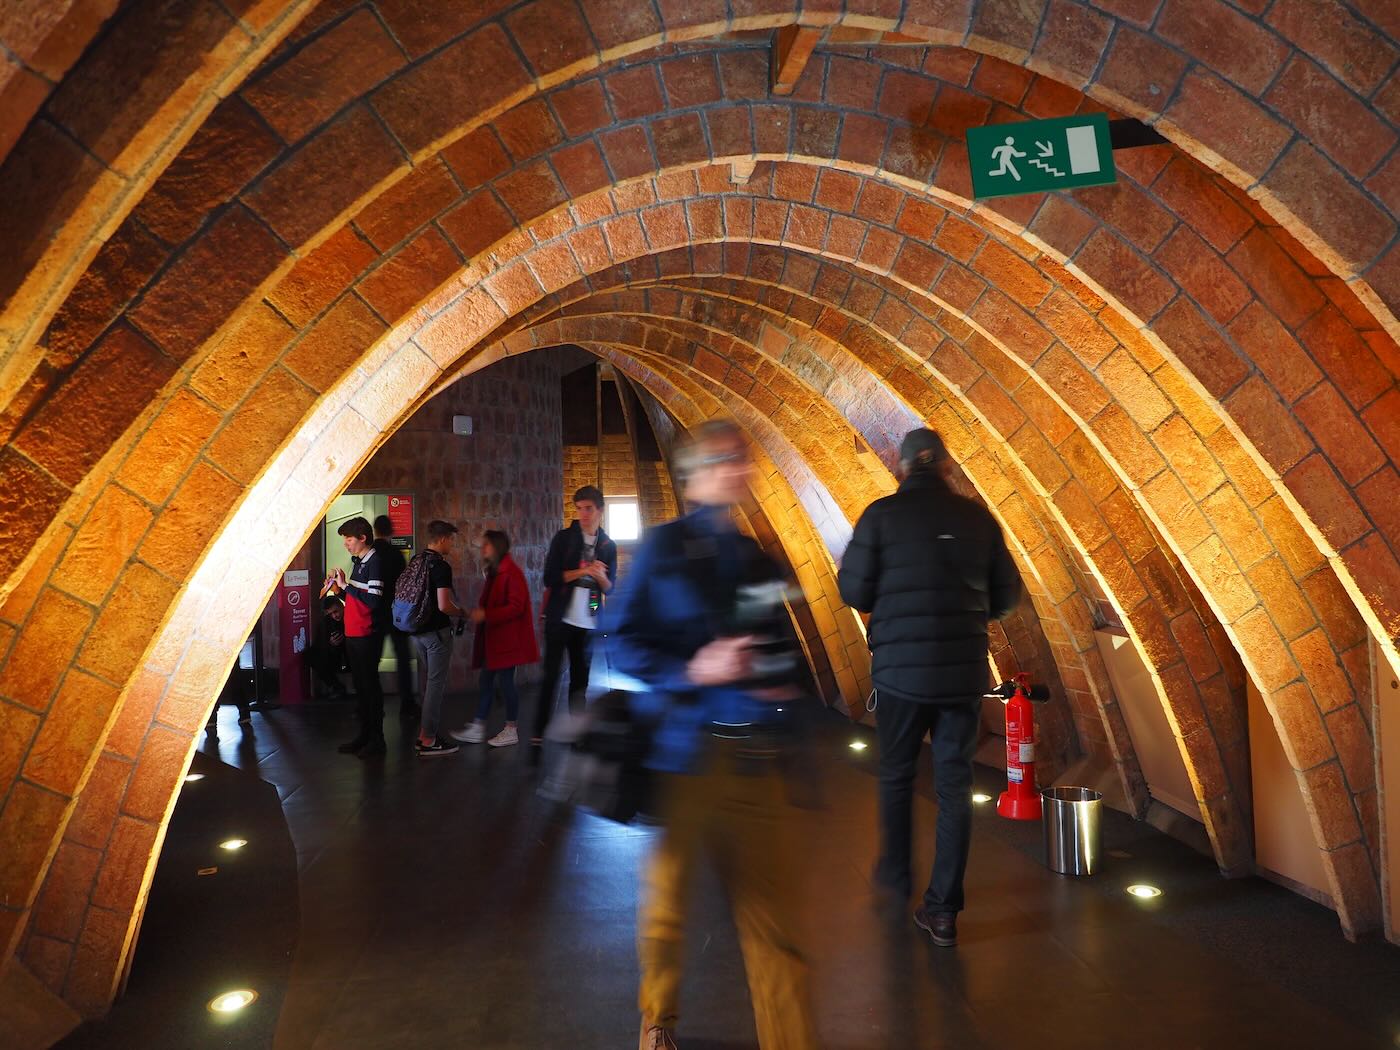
[914,905,957,947]
[639,1022,679,1049]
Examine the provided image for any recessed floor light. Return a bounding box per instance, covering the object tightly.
[219,838,247,851]
[848,740,868,752]
[184,773,205,782]
[1126,884,1162,899]
[972,793,993,804]
[208,989,257,1013]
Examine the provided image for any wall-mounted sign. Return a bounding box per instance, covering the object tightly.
[387,494,414,539]
[967,112,1116,199]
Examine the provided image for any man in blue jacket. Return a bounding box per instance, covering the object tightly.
[605,419,816,1050]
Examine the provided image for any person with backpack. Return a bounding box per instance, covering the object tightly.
[374,514,418,723]
[394,520,468,757]
[451,530,538,748]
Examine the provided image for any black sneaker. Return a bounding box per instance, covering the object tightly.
[914,906,957,947]
[337,737,368,754]
[416,739,459,758]
[357,739,387,758]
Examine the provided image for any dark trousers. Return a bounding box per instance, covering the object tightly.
[388,628,415,705]
[531,621,594,739]
[309,643,347,697]
[875,695,981,914]
[346,633,385,744]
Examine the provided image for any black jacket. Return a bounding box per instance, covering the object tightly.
[838,471,1020,703]
[542,521,619,624]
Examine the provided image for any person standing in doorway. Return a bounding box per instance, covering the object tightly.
[837,428,1020,947]
[531,485,617,750]
[410,520,468,757]
[606,419,817,1050]
[329,516,388,758]
[374,514,417,723]
[453,530,538,748]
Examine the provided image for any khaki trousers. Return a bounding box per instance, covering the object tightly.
[637,747,818,1049]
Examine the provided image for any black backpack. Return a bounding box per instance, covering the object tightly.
[391,550,440,633]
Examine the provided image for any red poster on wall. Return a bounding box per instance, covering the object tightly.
[279,569,311,704]
[387,494,414,537]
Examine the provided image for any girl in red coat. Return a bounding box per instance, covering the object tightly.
[452,530,539,748]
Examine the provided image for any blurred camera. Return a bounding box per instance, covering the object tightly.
[732,580,801,688]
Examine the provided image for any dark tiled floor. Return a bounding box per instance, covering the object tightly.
[65,683,1400,1050]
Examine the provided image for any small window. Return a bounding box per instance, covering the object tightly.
[607,499,641,542]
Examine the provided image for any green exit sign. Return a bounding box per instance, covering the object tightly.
[966,113,1117,200]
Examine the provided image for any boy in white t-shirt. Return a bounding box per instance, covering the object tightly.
[532,486,618,749]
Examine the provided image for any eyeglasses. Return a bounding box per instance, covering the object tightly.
[698,451,748,467]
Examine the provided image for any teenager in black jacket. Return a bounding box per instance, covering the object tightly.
[838,428,1020,948]
[530,486,618,748]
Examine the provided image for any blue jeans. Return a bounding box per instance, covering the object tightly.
[412,627,453,739]
[475,666,519,723]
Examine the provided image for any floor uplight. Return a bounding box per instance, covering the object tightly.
[1126,884,1162,899]
[219,838,247,851]
[208,989,257,1013]
[184,773,205,782]
[848,740,868,752]
[972,792,993,804]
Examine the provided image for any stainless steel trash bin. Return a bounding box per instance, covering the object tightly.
[1042,787,1102,876]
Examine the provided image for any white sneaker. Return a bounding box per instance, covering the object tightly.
[451,721,486,744]
[487,725,518,748]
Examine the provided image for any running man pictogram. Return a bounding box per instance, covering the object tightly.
[989,136,1025,181]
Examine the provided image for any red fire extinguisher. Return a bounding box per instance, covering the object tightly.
[990,673,1050,821]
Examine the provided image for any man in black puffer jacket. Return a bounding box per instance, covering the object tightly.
[838,428,1020,948]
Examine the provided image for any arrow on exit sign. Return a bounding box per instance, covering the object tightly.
[966,113,1117,200]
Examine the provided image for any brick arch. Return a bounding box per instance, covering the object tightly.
[6,41,1396,693]
[1,8,1398,1017]
[5,12,1400,619]
[0,0,314,409]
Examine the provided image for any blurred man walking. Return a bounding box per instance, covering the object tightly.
[607,419,817,1050]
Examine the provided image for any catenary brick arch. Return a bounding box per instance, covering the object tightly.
[1,2,1398,1021]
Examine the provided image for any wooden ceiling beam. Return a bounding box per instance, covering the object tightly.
[770,25,821,95]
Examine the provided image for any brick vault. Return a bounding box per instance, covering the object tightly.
[0,0,1398,1023]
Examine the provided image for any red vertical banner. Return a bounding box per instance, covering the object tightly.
[387,494,414,538]
[279,569,311,704]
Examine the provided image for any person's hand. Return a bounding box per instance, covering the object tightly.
[686,636,755,686]
[333,568,347,587]
[469,608,486,624]
[589,560,611,585]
